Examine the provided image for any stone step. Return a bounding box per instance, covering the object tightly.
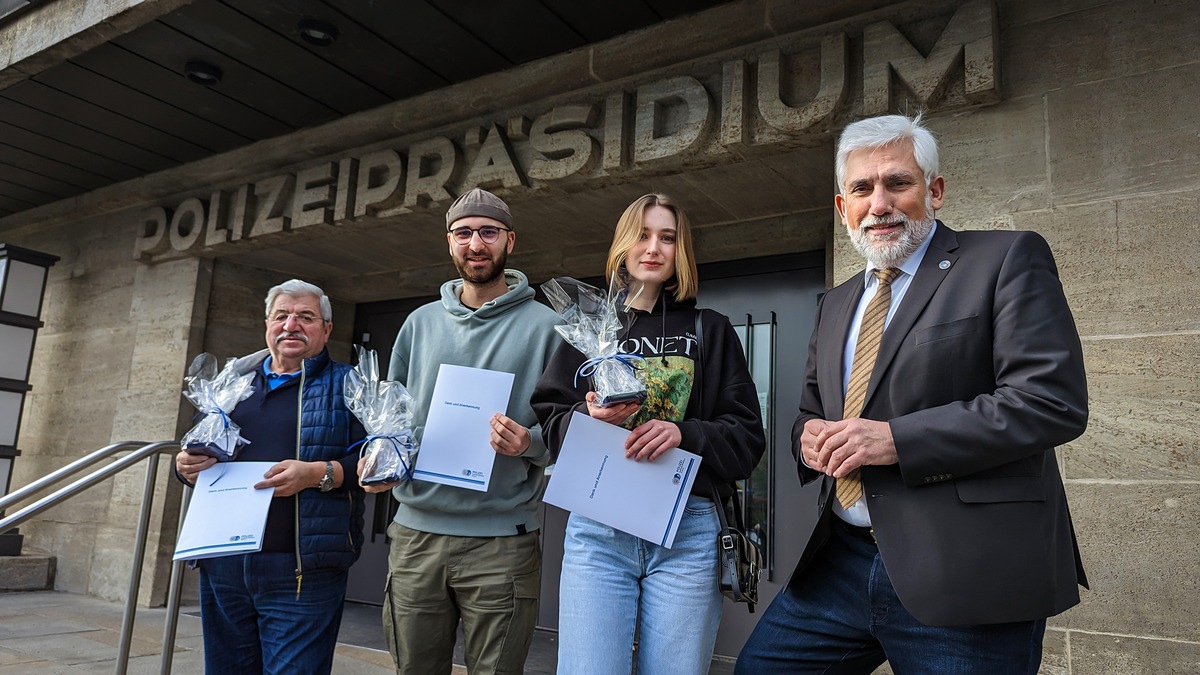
[0,552,56,592]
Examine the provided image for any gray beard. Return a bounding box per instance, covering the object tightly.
[848,213,935,269]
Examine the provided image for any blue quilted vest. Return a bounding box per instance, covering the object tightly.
[296,350,365,572]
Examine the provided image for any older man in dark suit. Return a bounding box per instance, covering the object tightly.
[737,113,1088,673]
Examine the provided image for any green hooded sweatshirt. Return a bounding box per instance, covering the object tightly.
[387,269,561,536]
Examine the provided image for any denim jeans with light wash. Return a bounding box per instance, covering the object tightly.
[557,495,723,675]
[198,552,348,675]
[736,518,1047,674]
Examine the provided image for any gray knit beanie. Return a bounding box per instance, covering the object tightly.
[445,188,512,230]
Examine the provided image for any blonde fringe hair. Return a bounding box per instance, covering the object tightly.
[604,193,698,302]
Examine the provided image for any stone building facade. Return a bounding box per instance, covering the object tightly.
[1,0,1196,670]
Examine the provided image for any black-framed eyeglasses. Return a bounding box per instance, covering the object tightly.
[268,311,324,326]
[449,224,511,244]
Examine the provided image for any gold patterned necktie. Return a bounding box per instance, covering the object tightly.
[835,267,900,510]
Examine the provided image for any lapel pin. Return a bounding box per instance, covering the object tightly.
[938,260,952,270]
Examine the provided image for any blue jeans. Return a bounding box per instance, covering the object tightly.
[557,495,723,674]
[198,552,348,675]
[736,518,1046,674]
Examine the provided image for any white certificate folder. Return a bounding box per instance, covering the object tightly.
[173,462,275,561]
[414,364,515,492]
[544,412,701,548]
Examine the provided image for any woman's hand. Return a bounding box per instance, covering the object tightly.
[625,419,682,462]
[585,391,640,426]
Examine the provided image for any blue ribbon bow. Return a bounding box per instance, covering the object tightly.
[574,353,646,388]
[349,435,415,482]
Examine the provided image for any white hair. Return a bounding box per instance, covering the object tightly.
[835,112,940,194]
[264,279,332,321]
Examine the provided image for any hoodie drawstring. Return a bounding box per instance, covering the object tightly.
[660,292,668,366]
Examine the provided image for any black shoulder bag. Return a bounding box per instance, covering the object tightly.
[692,310,763,613]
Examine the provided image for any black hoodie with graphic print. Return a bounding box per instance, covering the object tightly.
[531,295,765,502]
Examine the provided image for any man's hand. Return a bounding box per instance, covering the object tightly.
[357,454,401,493]
[490,413,531,456]
[175,451,216,485]
[809,418,898,477]
[585,391,640,426]
[799,419,830,471]
[625,419,682,463]
[255,460,323,497]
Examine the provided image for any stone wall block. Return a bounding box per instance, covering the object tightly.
[559,244,609,282]
[110,389,186,445]
[1067,336,1200,481]
[998,0,1116,30]
[36,265,136,334]
[502,246,570,284]
[15,390,70,457]
[766,0,918,36]
[1059,483,1199,640]
[1014,194,1200,337]
[507,184,640,251]
[674,156,823,225]
[1066,631,1200,674]
[62,392,121,456]
[25,520,96,593]
[88,523,138,602]
[28,326,136,395]
[127,325,192,392]
[1046,63,1200,206]
[926,95,1050,223]
[1000,0,1200,100]
[1038,628,1069,674]
[204,260,284,334]
[694,211,828,264]
[323,263,458,304]
[199,323,263,365]
[35,478,111,523]
[128,259,202,323]
[107,462,152,510]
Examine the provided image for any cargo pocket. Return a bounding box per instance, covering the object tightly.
[494,569,541,675]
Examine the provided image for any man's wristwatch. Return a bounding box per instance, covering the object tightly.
[318,461,335,492]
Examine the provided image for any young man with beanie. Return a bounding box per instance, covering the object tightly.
[362,187,561,674]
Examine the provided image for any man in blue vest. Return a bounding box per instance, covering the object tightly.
[175,279,365,674]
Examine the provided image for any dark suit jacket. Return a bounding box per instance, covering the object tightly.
[791,223,1089,627]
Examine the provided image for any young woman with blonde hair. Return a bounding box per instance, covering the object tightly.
[532,193,765,673]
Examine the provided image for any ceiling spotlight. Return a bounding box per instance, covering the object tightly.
[184,61,222,86]
[298,19,338,47]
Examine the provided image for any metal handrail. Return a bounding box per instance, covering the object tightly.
[0,440,148,514]
[0,440,183,675]
[160,484,192,674]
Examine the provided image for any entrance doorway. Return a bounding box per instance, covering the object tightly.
[695,252,824,657]
[344,250,826,661]
[344,295,434,605]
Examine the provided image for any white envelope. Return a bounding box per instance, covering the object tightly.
[544,411,701,548]
[174,462,275,561]
[413,364,515,492]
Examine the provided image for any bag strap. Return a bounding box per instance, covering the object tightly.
[688,309,704,420]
